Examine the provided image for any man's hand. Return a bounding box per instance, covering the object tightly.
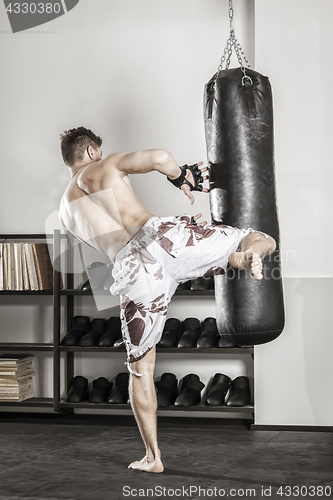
[192,213,207,226]
[181,162,209,205]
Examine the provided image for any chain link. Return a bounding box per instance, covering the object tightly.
[229,0,234,33]
[216,0,252,84]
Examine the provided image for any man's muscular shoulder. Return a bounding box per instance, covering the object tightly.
[77,153,125,193]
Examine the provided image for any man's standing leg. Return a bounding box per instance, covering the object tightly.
[127,347,164,473]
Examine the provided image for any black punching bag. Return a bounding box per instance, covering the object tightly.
[204,66,285,346]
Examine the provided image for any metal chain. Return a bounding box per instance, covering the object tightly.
[216,0,252,84]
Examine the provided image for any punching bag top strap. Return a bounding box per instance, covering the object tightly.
[167,164,204,192]
[243,82,257,118]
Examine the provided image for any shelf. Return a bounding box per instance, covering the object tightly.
[0,397,53,407]
[0,290,53,295]
[58,346,253,354]
[59,346,126,353]
[157,347,254,354]
[59,401,130,410]
[0,343,53,352]
[59,288,215,296]
[0,234,50,239]
[175,289,215,296]
[59,400,254,412]
[162,404,254,413]
[60,289,108,296]
[2,231,253,419]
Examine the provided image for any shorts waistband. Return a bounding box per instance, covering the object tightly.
[113,216,159,262]
[113,214,195,262]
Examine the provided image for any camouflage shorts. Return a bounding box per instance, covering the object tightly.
[110,215,256,374]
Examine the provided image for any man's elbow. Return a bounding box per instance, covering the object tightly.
[153,149,172,169]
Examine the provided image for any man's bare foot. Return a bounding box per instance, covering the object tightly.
[228,250,263,280]
[128,454,164,473]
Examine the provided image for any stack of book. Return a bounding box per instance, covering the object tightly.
[0,242,53,291]
[0,355,35,402]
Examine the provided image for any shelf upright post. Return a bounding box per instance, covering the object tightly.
[65,232,75,395]
[53,229,61,412]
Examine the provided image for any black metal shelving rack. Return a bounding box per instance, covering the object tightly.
[53,229,255,419]
[0,234,54,409]
[0,232,254,417]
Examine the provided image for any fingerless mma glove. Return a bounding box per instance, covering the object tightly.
[167,163,204,192]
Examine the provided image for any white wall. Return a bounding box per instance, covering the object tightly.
[0,0,254,416]
[1,0,331,426]
[254,0,333,426]
[0,0,253,232]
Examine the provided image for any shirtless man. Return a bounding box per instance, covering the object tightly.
[59,127,276,474]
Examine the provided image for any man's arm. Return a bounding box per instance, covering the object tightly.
[101,149,209,205]
[77,150,180,195]
[113,149,181,179]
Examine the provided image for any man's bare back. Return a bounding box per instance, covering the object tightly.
[59,146,209,262]
[59,153,156,262]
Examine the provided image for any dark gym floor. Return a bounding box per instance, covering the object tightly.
[0,415,332,500]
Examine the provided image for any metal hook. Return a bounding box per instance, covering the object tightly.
[242,75,253,86]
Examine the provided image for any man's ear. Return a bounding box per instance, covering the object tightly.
[87,145,95,160]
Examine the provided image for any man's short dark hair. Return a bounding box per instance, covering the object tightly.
[60,126,102,166]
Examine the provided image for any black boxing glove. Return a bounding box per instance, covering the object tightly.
[167,163,204,192]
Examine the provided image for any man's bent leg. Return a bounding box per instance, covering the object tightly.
[127,347,164,473]
[228,232,276,280]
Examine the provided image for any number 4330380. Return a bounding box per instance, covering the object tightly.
[5,3,62,14]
